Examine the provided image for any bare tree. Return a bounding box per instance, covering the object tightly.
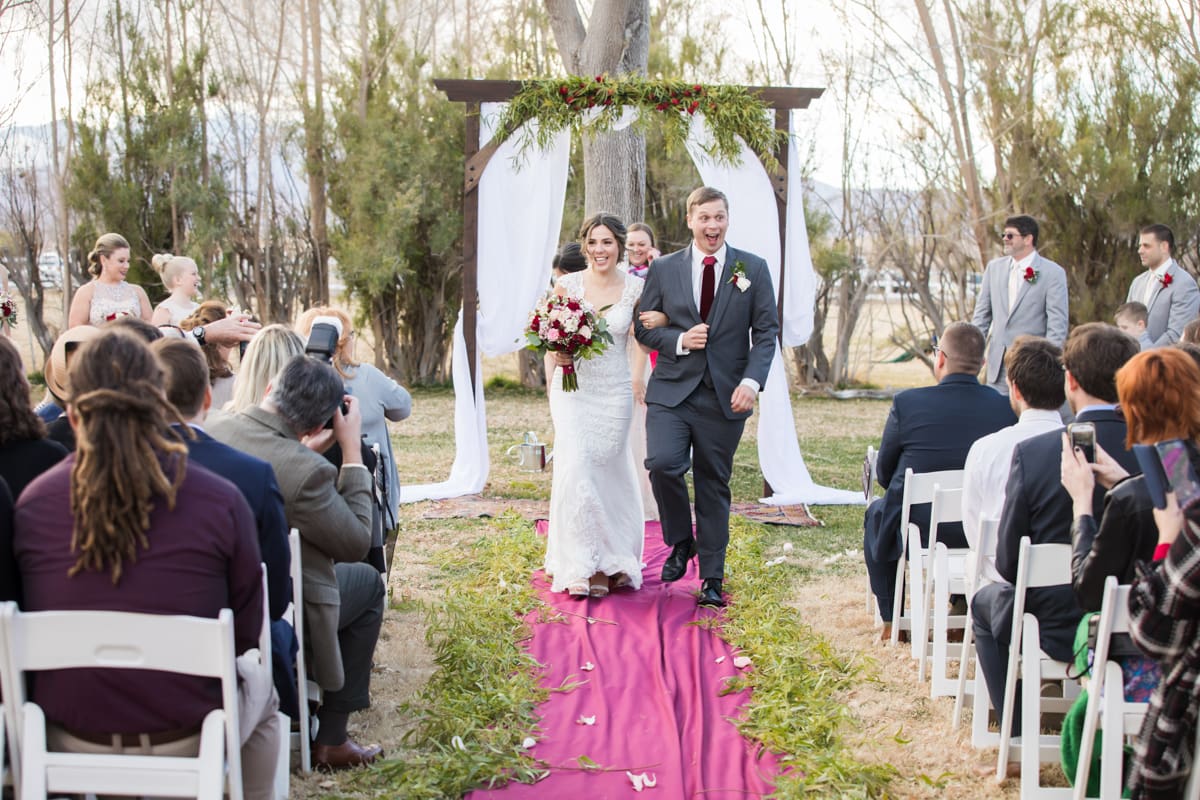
[0,159,55,357]
[545,0,650,221]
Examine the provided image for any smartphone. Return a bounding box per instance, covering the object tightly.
[1068,422,1096,463]
[1135,444,1170,509]
[1157,439,1200,511]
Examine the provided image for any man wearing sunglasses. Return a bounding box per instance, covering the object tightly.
[971,215,1069,393]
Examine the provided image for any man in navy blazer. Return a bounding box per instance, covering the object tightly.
[151,339,297,717]
[971,323,1140,735]
[865,322,1017,640]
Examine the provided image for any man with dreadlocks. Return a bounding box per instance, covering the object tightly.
[11,329,281,800]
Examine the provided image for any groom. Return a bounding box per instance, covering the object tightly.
[634,186,780,607]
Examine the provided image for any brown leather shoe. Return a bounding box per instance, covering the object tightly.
[313,738,384,771]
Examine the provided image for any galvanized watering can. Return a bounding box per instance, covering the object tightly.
[507,431,553,472]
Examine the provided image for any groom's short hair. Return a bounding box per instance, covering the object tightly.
[686,186,728,214]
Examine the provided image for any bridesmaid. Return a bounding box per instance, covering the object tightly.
[67,233,152,328]
[626,222,660,279]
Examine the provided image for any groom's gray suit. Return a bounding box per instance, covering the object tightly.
[1126,259,1200,347]
[634,244,779,579]
[972,253,1069,388]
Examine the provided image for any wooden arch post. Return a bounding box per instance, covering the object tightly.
[434,78,823,403]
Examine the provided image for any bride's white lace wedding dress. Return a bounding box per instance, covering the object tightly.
[545,270,646,591]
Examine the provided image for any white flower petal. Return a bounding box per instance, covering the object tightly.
[714,655,726,663]
[576,715,596,725]
[643,774,657,787]
[451,735,466,750]
[782,542,794,551]
[522,737,537,749]
[733,655,753,669]
[627,771,644,791]
[580,662,595,671]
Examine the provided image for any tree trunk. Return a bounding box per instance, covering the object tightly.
[305,0,330,306]
[545,0,650,220]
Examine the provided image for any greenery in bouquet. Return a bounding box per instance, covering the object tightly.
[0,292,17,328]
[523,291,613,391]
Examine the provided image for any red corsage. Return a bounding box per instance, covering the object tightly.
[1023,266,1039,284]
[1161,272,1174,288]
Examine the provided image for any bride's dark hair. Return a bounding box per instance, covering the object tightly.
[578,213,627,264]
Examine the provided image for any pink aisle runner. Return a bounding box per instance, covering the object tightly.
[468,521,781,800]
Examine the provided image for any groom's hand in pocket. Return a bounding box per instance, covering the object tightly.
[681,323,708,351]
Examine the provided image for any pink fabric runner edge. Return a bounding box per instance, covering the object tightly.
[466,521,783,800]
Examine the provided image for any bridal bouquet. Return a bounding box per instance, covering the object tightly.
[524,291,613,391]
[0,292,16,328]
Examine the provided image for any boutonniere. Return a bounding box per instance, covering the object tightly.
[728,260,751,292]
[1161,272,1174,289]
[1023,266,1038,284]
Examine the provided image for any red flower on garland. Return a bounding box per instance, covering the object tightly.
[1023,266,1039,284]
[1161,272,1174,289]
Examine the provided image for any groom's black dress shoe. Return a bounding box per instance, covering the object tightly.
[661,540,696,582]
[697,579,725,608]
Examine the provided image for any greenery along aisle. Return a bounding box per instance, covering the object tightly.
[356,511,892,799]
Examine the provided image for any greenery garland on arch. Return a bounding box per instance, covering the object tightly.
[495,75,785,167]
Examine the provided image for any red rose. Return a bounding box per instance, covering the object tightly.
[1023,267,1036,282]
[1162,272,1174,288]
[567,300,580,311]
[530,316,540,331]
[655,103,667,111]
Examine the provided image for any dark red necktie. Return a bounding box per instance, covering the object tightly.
[700,255,717,322]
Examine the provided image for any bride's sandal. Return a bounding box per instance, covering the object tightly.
[589,574,610,598]
[567,579,591,598]
[611,573,633,590]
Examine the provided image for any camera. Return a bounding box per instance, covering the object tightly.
[305,320,349,427]
[1067,422,1096,463]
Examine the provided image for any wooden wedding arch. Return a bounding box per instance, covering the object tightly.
[433,78,824,398]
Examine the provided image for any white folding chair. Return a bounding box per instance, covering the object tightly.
[287,529,319,774]
[0,602,242,800]
[260,566,290,800]
[995,537,1080,798]
[1073,577,1149,800]
[918,486,969,691]
[954,516,999,737]
[890,468,965,651]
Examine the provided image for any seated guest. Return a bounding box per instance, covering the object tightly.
[961,336,1065,588]
[0,337,68,498]
[1127,481,1200,797]
[206,355,384,770]
[181,301,238,409]
[1114,302,1155,350]
[151,338,298,717]
[12,330,279,799]
[40,325,104,452]
[1181,317,1200,345]
[0,477,16,601]
[107,314,164,342]
[972,322,1141,737]
[864,321,1017,641]
[225,325,305,414]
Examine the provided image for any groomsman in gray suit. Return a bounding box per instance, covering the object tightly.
[971,215,1069,393]
[1125,223,1199,347]
[634,186,779,608]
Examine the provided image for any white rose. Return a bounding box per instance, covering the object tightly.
[578,324,592,339]
[563,315,579,333]
[735,275,751,292]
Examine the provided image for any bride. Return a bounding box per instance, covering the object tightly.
[545,214,651,598]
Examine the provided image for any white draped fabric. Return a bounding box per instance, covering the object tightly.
[685,114,864,505]
[400,105,570,502]
[402,105,863,505]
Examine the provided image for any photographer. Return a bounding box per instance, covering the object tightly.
[206,355,384,770]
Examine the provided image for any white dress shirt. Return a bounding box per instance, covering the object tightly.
[1142,260,1172,306]
[961,407,1064,587]
[1007,251,1038,310]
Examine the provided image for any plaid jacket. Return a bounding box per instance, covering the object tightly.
[1127,514,1200,798]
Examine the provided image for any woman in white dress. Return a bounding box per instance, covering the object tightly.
[150,253,201,325]
[67,233,152,328]
[545,214,649,598]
